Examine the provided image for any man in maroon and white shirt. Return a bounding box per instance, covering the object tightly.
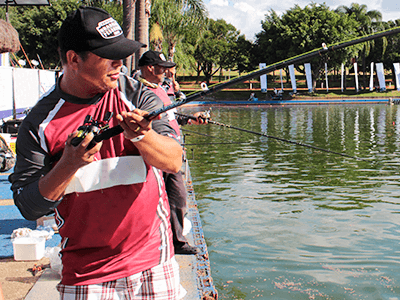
[137,50,207,255]
[9,7,184,299]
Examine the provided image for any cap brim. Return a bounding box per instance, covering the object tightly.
[158,61,176,68]
[92,38,146,60]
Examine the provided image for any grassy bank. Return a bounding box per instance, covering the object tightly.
[178,73,400,101]
[180,87,400,101]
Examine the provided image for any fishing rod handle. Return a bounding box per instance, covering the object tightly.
[85,125,124,149]
[174,112,198,121]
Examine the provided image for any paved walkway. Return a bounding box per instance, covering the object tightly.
[24,237,200,300]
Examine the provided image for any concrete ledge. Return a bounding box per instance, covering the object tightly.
[24,268,59,300]
[25,247,201,300]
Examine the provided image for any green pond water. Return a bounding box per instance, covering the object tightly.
[180,104,400,300]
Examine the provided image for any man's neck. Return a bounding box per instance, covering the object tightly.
[139,76,159,89]
[59,73,97,99]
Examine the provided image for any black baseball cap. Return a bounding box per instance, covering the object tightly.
[58,6,146,60]
[138,50,176,68]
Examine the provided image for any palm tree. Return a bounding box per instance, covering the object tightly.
[121,0,149,73]
[122,0,206,72]
[134,0,149,67]
[150,22,163,52]
[123,0,136,74]
[151,0,207,61]
[335,3,384,89]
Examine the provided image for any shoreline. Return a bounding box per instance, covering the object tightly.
[182,97,396,107]
[179,85,400,106]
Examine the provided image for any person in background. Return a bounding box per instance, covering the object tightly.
[163,66,185,103]
[138,50,207,255]
[161,65,208,125]
[248,92,258,102]
[9,7,184,299]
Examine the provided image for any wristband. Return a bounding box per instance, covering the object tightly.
[130,135,145,143]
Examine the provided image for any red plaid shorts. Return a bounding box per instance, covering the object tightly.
[57,257,183,299]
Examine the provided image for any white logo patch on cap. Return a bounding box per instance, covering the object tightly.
[159,53,167,61]
[96,18,123,39]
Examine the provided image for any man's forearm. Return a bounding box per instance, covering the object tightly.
[134,130,182,173]
[38,160,79,201]
[38,132,103,201]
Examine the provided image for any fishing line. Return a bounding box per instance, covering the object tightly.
[181,128,217,138]
[176,112,367,160]
[207,119,368,161]
[183,141,251,146]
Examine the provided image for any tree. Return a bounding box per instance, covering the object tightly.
[193,18,240,83]
[162,22,205,78]
[122,0,136,74]
[84,0,123,22]
[335,3,384,89]
[9,0,81,69]
[254,3,360,91]
[367,20,400,89]
[149,22,163,51]
[150,0,207,62]
[172,23,202,76]
[134,0,149,68]
[252,10,285,70]
[233,35,253,74]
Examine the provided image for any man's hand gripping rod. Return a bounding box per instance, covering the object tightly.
[88,97,199,147]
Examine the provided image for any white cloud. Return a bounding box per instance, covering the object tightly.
[233,2,256,13]
[209,0,229,7]
[206,1,266,40]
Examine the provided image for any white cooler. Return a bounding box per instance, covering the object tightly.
[12,237,46,261]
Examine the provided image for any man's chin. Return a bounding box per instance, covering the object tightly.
[104,81,118,91]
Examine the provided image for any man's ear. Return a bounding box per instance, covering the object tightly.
[146,65,156,77]
[66,50,81,70]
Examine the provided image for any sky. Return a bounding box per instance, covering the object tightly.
[204,0,400,41]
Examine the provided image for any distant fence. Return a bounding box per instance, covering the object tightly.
[0,67,56,119]
[259,62,400,94]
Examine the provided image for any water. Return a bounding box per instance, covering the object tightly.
[180,104,400,300]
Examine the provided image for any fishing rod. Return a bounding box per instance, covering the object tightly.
[176,112,368,161]
[81,27,400,146]
[147,26,400,120]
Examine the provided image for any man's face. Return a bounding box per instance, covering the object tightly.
[164,67,174,79]
[151,64,166,84]
[77,52,123,97]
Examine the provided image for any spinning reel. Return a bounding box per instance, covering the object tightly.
[71,112,113,150]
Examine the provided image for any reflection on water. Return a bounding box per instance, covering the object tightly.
[181,105,400,299]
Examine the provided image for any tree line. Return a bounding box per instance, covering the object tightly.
[2,0,400,89]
